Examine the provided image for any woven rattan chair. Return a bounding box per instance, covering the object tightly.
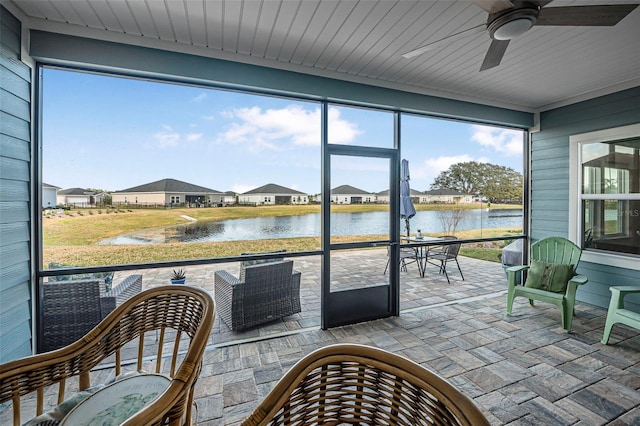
[0,285,214,426]
[242,343,490,426]
[42,274,143,352]
[215,260,301,331]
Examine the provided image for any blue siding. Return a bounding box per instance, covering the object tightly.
[0,5,32,363]
[534,87,640,310]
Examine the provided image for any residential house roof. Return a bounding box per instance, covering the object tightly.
[376,189,425,196]
[424,189,468,196]
[332,185,371,195]
[115,178,222,194]
[42,183,60,189]
[58,188,94,196]
[243,183,306,195]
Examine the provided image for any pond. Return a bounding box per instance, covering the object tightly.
[99,209,522,245]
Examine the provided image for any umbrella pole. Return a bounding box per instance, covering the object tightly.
[405,218,410,237]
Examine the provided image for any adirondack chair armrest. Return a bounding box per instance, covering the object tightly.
[505,265,529,274]
[506,265,529,288]
[565,274,589,308]
[569,274,588,286]
[611,286,640,294]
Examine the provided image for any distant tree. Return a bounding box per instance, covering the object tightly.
[85,187,112,207]
[430,161,523,203]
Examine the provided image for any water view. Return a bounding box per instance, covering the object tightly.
[100,209,522,245]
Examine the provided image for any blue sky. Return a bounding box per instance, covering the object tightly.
[43,68,523,195]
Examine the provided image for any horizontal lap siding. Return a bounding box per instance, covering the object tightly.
[534,86,640,310]
[0,5,32,363]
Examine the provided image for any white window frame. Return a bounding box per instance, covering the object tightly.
[569,123,640,271]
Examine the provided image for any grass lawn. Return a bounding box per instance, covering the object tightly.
[43,204,522,267]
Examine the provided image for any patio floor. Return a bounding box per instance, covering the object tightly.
[118,249,640,425]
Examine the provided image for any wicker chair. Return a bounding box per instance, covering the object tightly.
[42,274,143,352]
[242,343,490,426]
[0,285,215,426]
[215,260,301,331]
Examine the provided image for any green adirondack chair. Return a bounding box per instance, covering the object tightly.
[506,237,588,332]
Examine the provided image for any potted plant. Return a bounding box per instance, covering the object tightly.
[170,268,186,285]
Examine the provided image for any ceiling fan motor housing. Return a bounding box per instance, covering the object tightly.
[488,2,540,40]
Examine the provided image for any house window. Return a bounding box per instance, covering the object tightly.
[570,124,640,269]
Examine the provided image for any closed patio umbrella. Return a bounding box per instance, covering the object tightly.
[400,159,416,237]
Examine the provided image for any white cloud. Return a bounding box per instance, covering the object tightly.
[217,105,360,151]
[203,115,216,121]
[327,107,362,144]
[154,126,180,148]
[193,92,207,102]
[153,126,203,147]
[471,125,523,155]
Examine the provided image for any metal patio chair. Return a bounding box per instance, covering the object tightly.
[425,235,465,284]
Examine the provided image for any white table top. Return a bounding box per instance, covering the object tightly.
[402,236,442,242]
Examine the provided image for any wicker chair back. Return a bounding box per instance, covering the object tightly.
[0,285,214,426]
[242,343,490,426]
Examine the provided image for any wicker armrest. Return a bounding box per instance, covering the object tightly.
[291,270,302,313]
[215,270,242,287]
[101,274,143,317]
[214,270,243,329]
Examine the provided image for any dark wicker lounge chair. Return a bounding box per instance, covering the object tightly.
[214,260,301,331]
[42,274,142,352]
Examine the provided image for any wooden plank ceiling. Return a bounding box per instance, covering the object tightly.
[5,0,640,111]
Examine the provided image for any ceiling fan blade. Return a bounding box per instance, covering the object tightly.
[471,0,514,14]
[480,39,510,71]
[402,24,485,59]
[536,4,639,26]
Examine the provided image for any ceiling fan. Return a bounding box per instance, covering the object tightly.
[402,0,639,71]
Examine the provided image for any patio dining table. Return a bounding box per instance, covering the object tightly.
[401,236,444,277]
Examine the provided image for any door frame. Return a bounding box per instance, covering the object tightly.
[320,107,402,328]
